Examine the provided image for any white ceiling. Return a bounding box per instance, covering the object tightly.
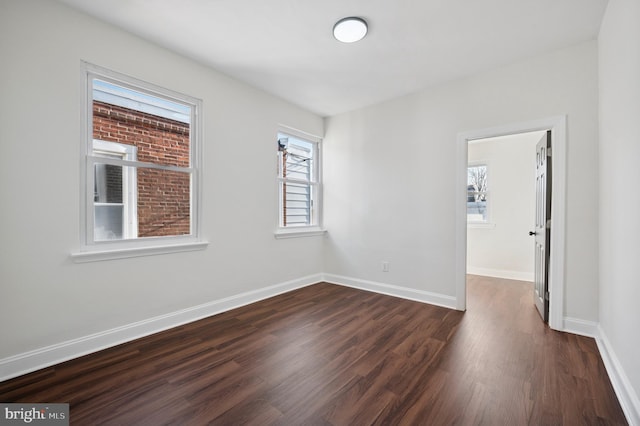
[57,0,608,117]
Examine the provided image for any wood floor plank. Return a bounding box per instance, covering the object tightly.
[0,279,628,425]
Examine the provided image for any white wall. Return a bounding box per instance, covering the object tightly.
[0,0,617,395]
[0,0,323,363]
[598,0,640,422]
[467,132,542,282]
[324,40,599,321]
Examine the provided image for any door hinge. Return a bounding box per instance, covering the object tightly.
[547,146,552,158]
[545,291,550,301]
[546,219,551,229]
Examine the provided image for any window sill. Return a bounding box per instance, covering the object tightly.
[468,222,496,229]
[70,241,209,263]
[274,227,327,239]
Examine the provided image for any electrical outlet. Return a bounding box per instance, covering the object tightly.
[382,261,390,272]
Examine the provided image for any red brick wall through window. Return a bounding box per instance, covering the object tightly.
[92,101,191,237]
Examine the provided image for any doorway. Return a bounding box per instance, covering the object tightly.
[455,116,567,331]
[466,131,543,281]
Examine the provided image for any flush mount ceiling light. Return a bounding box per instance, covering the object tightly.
[333,17,368,43]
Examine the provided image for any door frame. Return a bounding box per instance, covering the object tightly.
[455,116,566,331]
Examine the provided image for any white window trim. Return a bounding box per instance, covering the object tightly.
[274,125,326,238]
[274,227,326,239]
[72,62,207,262]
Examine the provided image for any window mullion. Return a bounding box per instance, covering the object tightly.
[87,156,193,174]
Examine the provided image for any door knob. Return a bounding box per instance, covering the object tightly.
[529,231,536,236]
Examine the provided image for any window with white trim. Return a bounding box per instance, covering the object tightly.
[77,63,203,258]
[467,164,489,223]
[277,131,321,230]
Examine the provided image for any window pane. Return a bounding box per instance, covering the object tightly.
[277,133,315,182]
[467,165,487,192]
[90,78,194,240]
[95,164,123,203]
[467,198,488,222]
[467,165,488,222]
[93,163,191,240]
[92,79,191,168]
[137,167,191,238]
[280,182,311,226]
[95,205,124,241]
[286,153,311,181]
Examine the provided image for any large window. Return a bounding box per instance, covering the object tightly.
[467,164,489,223]
[276,130,322,233]
[76,63,204,260]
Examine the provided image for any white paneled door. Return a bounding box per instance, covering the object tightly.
[532,131,552,321]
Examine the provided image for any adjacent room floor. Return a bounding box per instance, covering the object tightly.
[0,276,627,424]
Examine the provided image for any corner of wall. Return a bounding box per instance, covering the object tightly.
[596,326,640,426]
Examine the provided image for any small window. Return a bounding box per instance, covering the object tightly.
[76,63,204,259]
[277,130,321,230]
[467,164,489,223]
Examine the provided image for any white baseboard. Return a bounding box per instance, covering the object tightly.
[322,273,457,310]
[0,274,322,382]
[0,273,456,383]
[467,266,534,282]
[6,273,636,426]
[595,326,640,426]
[550,318,639,426]
[562,317,599,338]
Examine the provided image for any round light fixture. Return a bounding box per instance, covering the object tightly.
[333,17,368,43]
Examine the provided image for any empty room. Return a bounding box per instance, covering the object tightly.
[1,0,638,424]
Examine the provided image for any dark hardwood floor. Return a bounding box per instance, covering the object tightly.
[0,277,627,425]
